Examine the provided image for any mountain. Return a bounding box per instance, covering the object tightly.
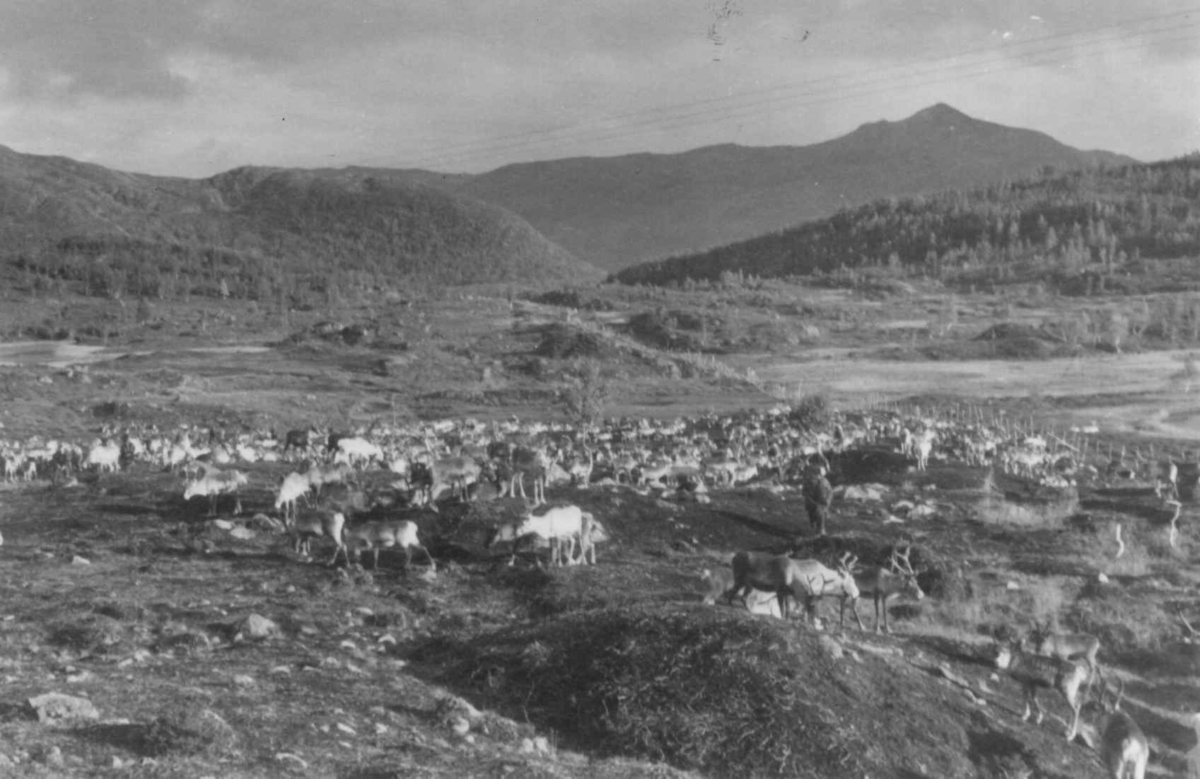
[0,145,598,291]
[614,154,1199,287]
[432,104,1137,272]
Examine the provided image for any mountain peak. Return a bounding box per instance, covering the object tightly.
[908,103,971,124]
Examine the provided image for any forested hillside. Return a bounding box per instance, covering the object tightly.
[615,156,1200,289]
[0,147,598,304]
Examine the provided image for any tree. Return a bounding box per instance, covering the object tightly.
[562,360,610,427]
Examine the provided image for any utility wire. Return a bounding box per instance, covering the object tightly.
[399,7,1198,170]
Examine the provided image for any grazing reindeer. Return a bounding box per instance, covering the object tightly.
[701,566,736,605]
[183,464,248,516]
[1029,619,1102,690]
[1097,678,1149,779]
[728,552,859,627]
[343,519,436,571]
[486,504,587,567]
[850,545,925,633]
[994,640,1088,741]
[291,511,348,565]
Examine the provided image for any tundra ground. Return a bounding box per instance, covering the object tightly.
[2,281,1200,777]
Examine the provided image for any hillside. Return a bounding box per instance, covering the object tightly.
[0,145,599,297]
[615,154,1200,289]
[429,104,1136,271]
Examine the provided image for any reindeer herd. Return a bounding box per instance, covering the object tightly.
[2,401,1193,774]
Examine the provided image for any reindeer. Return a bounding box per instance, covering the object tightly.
[291,510,348,565]
[183,464,249,516]
[1029,619,1102,690]
[727,551,859,628]
[486,504,589,567]
[343,519,436,571]
[1096,677,1149,779]
[274,471,312,527]
[994,640,1088,741]
[849,545,925,633]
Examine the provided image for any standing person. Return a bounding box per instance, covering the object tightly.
[804,464,833,537]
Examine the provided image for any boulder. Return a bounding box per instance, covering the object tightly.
[27,692,100,724]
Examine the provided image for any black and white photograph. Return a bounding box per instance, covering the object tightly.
[0,1,1198,776]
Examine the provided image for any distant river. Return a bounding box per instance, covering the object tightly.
[0,341,117,367]
[0,342,270,367]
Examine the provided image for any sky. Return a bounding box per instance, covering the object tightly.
[0,0,1197,178]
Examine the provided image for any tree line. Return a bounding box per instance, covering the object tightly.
[615,155,1200,288]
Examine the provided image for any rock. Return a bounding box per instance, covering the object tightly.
[71,555,91,566]
[233,674,256,687]
[1097,572,1110,584]
[232,614,279,642]
[449,716,470,737]
[27,692,100,724]
[336,722,356,735]
[229,527,256,540]
[249,513,283,531]
[533,736,552,755]
[276,753,308,769]
[40,746,64,767]
[212,519,234,530]
[817,635,844,660]
[1005,581,1020,591]
[844,484,887,502]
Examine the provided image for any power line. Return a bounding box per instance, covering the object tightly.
[398,7,1199,170]
[413,18,1196,168]
[534,25,1199,158]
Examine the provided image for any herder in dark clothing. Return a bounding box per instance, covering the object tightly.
[804,464,834,536]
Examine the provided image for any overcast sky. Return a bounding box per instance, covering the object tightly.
[0,0,1196,178]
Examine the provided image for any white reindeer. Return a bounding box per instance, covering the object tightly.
[274,471,312,527]
[183,464,249,516]
[85,441,121,474]
[487,504,588,566]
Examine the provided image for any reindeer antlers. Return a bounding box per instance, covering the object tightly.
[888,544,917,575]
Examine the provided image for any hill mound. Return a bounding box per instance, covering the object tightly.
[0,145,599,295]
[413,604,1079,778]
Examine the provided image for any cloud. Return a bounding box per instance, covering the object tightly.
[0,0,1194,174]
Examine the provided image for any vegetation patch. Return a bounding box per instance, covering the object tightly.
[415,606,871,777]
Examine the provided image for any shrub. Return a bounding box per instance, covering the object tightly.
[788,393,833,431]
[143,704,238,757]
